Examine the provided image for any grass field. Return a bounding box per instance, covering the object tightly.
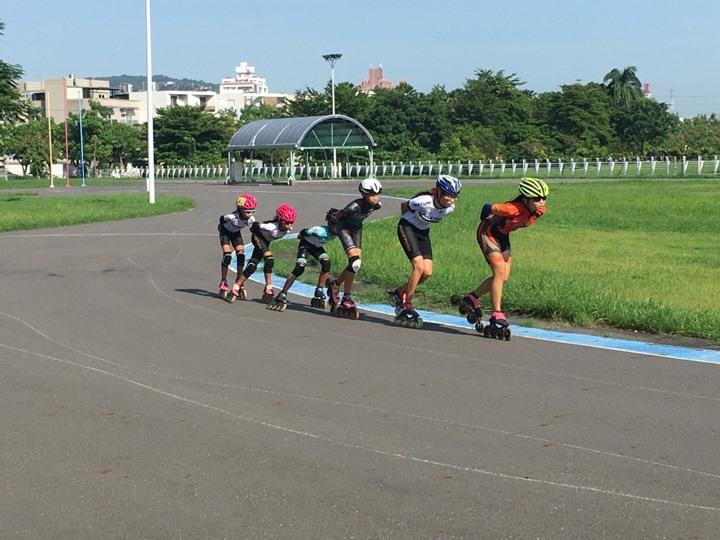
[271,179,720,342]
[0,192,195,232]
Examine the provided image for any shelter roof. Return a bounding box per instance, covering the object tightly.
[228,115,375,151]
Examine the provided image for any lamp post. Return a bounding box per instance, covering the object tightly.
[322,53,342,178]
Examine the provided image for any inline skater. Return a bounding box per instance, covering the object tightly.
[230,203,296,303]
[267,208,339,311]
[389,174,461,328]
[457,177,548,339]
[217,194,257,300]
[326,178,383,318]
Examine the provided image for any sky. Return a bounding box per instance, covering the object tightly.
[3,0,720,118]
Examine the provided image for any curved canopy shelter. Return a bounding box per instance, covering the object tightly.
[227,114,376,184]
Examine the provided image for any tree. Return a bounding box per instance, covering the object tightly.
[236,102,286,127]
[0,20,35,125]
[450,69,535,157]
[285,87,327,117]
[4,118,61,176]
[603,66,642,108]
[153,105,235,165]
[362,83,439,160]
[612,98,679,155]
[331,81,371,122]
[542,83,615,156]
[660,115,719,156]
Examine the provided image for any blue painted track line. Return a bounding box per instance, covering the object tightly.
[229,241,720,365]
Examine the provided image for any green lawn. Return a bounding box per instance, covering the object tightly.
[0,192,195,232]
[272,179,720,341]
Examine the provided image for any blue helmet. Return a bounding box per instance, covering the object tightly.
[436,174,462,196]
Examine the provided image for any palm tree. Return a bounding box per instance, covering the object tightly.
[603,66,642,107]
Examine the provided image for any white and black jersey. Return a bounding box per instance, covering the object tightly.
[401,193,454,231]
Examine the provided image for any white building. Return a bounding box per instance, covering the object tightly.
[18,63,292,126]
[211,62,291,115]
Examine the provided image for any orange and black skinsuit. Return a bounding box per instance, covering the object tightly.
[477,196,546,263]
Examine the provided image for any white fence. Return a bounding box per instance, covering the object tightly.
[114,156,720,182]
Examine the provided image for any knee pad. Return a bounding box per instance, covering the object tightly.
[242,260,258,278]
[221,253,233,268]
[347,256,361,273]
[263,256,274,273]
[319,256,331,273]
[292,261,306,277]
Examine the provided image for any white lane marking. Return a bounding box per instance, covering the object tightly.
[2,340,719,513]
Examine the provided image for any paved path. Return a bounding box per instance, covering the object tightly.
[1,181,719,538]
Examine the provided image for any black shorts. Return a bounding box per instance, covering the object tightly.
[397,219,432,260]
[249,223,271,260]
[297,239,328,264]
[218,225,244,249]
[337,226,362,251]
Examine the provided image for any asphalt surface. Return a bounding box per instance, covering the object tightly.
[1,180,719,539]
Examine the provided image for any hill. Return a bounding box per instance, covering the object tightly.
[99,74,219,93]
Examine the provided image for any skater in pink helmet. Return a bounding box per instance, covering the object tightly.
[217,194,257,300]
[229,203,297,303]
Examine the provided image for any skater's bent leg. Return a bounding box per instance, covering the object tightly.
[340,247,361,294]
[488,259,511,313]
[404,256,431,304]
[281,274,296,295]
[221,247,233,281]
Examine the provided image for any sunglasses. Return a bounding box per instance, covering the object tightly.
[242,210,255,214]
[530,196,547,202]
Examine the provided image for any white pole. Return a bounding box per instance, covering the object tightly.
[145,0,156,203]
[323,53,341,179]
[331,63,337,179]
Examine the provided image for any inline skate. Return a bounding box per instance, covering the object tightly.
[326,278,341,315]
[310,286,327,309]
[387,287,406,315]
[267,291,288,311]
[482,311,512,341]
[218,279,229,300]
[261,285,275,304]
[226,283,247,303]
[393,302,423,329]
[450,292,485,333]
[335,294,360,319]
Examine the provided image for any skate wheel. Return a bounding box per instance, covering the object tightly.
[474,321,484,334]
[415,318,423,329]
[466,314,476,324]
[483,325,491,338]
[450,294,462,306]
[219,291,227,300]
[504,328,512,341]
[226,294,237,304]
[239,290,247,299]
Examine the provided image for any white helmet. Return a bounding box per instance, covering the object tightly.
[359,178,382,194]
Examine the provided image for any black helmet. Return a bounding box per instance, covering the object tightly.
[325,207,339,226]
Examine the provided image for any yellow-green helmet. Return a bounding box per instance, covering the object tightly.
[518,177,549,198]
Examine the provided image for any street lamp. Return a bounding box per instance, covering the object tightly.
[323,53,342,178]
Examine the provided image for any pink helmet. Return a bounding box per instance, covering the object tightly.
[275,203,297,223]
[236,194,257,210]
